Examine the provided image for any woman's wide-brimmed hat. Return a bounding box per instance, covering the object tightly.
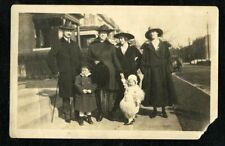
[114,32,135,40]
[145,27,163,39]
[97,24,114,33]
[59,20,76,30]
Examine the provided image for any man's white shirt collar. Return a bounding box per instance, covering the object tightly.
[64,37,71,43]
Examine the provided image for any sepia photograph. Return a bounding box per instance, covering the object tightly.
[10,5,218,139]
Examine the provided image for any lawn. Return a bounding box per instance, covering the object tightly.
[175,64,210,92]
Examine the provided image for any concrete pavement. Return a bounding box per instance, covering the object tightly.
[16,84,182,131]
[16,63,211,131]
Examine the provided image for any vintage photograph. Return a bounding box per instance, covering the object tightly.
[10,5,218,139]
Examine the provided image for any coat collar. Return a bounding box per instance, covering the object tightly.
[146,40,164,57]
[80,72,91,77]
[91,38,112,45]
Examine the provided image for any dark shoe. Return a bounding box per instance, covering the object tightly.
[65,119,71,123]
[161,111,168,118]
[149,111,157,118]
[107,112,115,121]
[87,116,94,124]
[65,115,71,123]
[96,113,103,122]
[78,117,84,126]
[74,111,79,121]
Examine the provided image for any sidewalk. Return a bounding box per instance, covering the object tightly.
[17,79,182,131]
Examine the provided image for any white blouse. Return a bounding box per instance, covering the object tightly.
[121,43,129,54]
[151,39,160,51]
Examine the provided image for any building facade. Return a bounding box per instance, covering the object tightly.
[18,13,120,79]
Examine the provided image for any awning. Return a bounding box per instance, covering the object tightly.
[32,13,83,25]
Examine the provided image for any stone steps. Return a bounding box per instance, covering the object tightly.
[17,87,54,129]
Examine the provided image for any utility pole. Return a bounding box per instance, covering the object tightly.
[206,19,210,60]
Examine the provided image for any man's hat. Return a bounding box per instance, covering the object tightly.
[97,24,114,33]
[114,32,135,40]
[145,27,163,39]
[59,20,75,30]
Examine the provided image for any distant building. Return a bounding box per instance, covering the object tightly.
[179,35,211,64]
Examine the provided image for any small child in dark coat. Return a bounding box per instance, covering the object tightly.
[74,65,97,126]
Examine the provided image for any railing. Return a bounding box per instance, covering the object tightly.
[18,52,51,80]
[18,48,88,80]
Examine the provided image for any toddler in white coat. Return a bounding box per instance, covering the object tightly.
[120,74,145,125]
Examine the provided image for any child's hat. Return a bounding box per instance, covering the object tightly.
[128,74,138,83]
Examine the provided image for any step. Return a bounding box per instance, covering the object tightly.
[18,88,56,108]
[17,94,52,129]
[18,88,39,99]
[18,84,26,89]
[18,95,52,117]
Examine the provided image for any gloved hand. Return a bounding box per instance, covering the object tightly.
[83,89,88,94]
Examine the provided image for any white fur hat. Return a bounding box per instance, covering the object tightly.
[128,74,137,83]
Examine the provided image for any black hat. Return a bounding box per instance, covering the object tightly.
[97,24,114,33]
[59,20,75,30]
[145,27,163,39]
[114,32,135,40]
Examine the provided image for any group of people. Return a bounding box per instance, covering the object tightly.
[47,21,176,126]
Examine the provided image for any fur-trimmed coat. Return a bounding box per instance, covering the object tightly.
[120,85,145,119]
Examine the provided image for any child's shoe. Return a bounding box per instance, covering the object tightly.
[161,111,168,118]
[78,117,84,126]
[87,116,93,124]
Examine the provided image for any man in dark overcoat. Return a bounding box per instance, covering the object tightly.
[140,27,176,118]
[47,21,81,123]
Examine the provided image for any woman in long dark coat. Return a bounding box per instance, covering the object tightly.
[140,27,176,118]
[114,32,142,79]
[88,25,124,121]
[112,32,142,119]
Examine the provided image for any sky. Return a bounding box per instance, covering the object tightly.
[103,6,218,48]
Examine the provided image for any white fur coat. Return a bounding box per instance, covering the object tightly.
[120,85,145,120]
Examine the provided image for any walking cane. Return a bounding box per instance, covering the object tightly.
[51,79,59,123]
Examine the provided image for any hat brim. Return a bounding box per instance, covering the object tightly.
[145,28,163,39]
[97,29,114,33]
[114,33,135,40]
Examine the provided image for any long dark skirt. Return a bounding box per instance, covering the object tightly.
[98,89,118,115]
[142,66,177,107]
